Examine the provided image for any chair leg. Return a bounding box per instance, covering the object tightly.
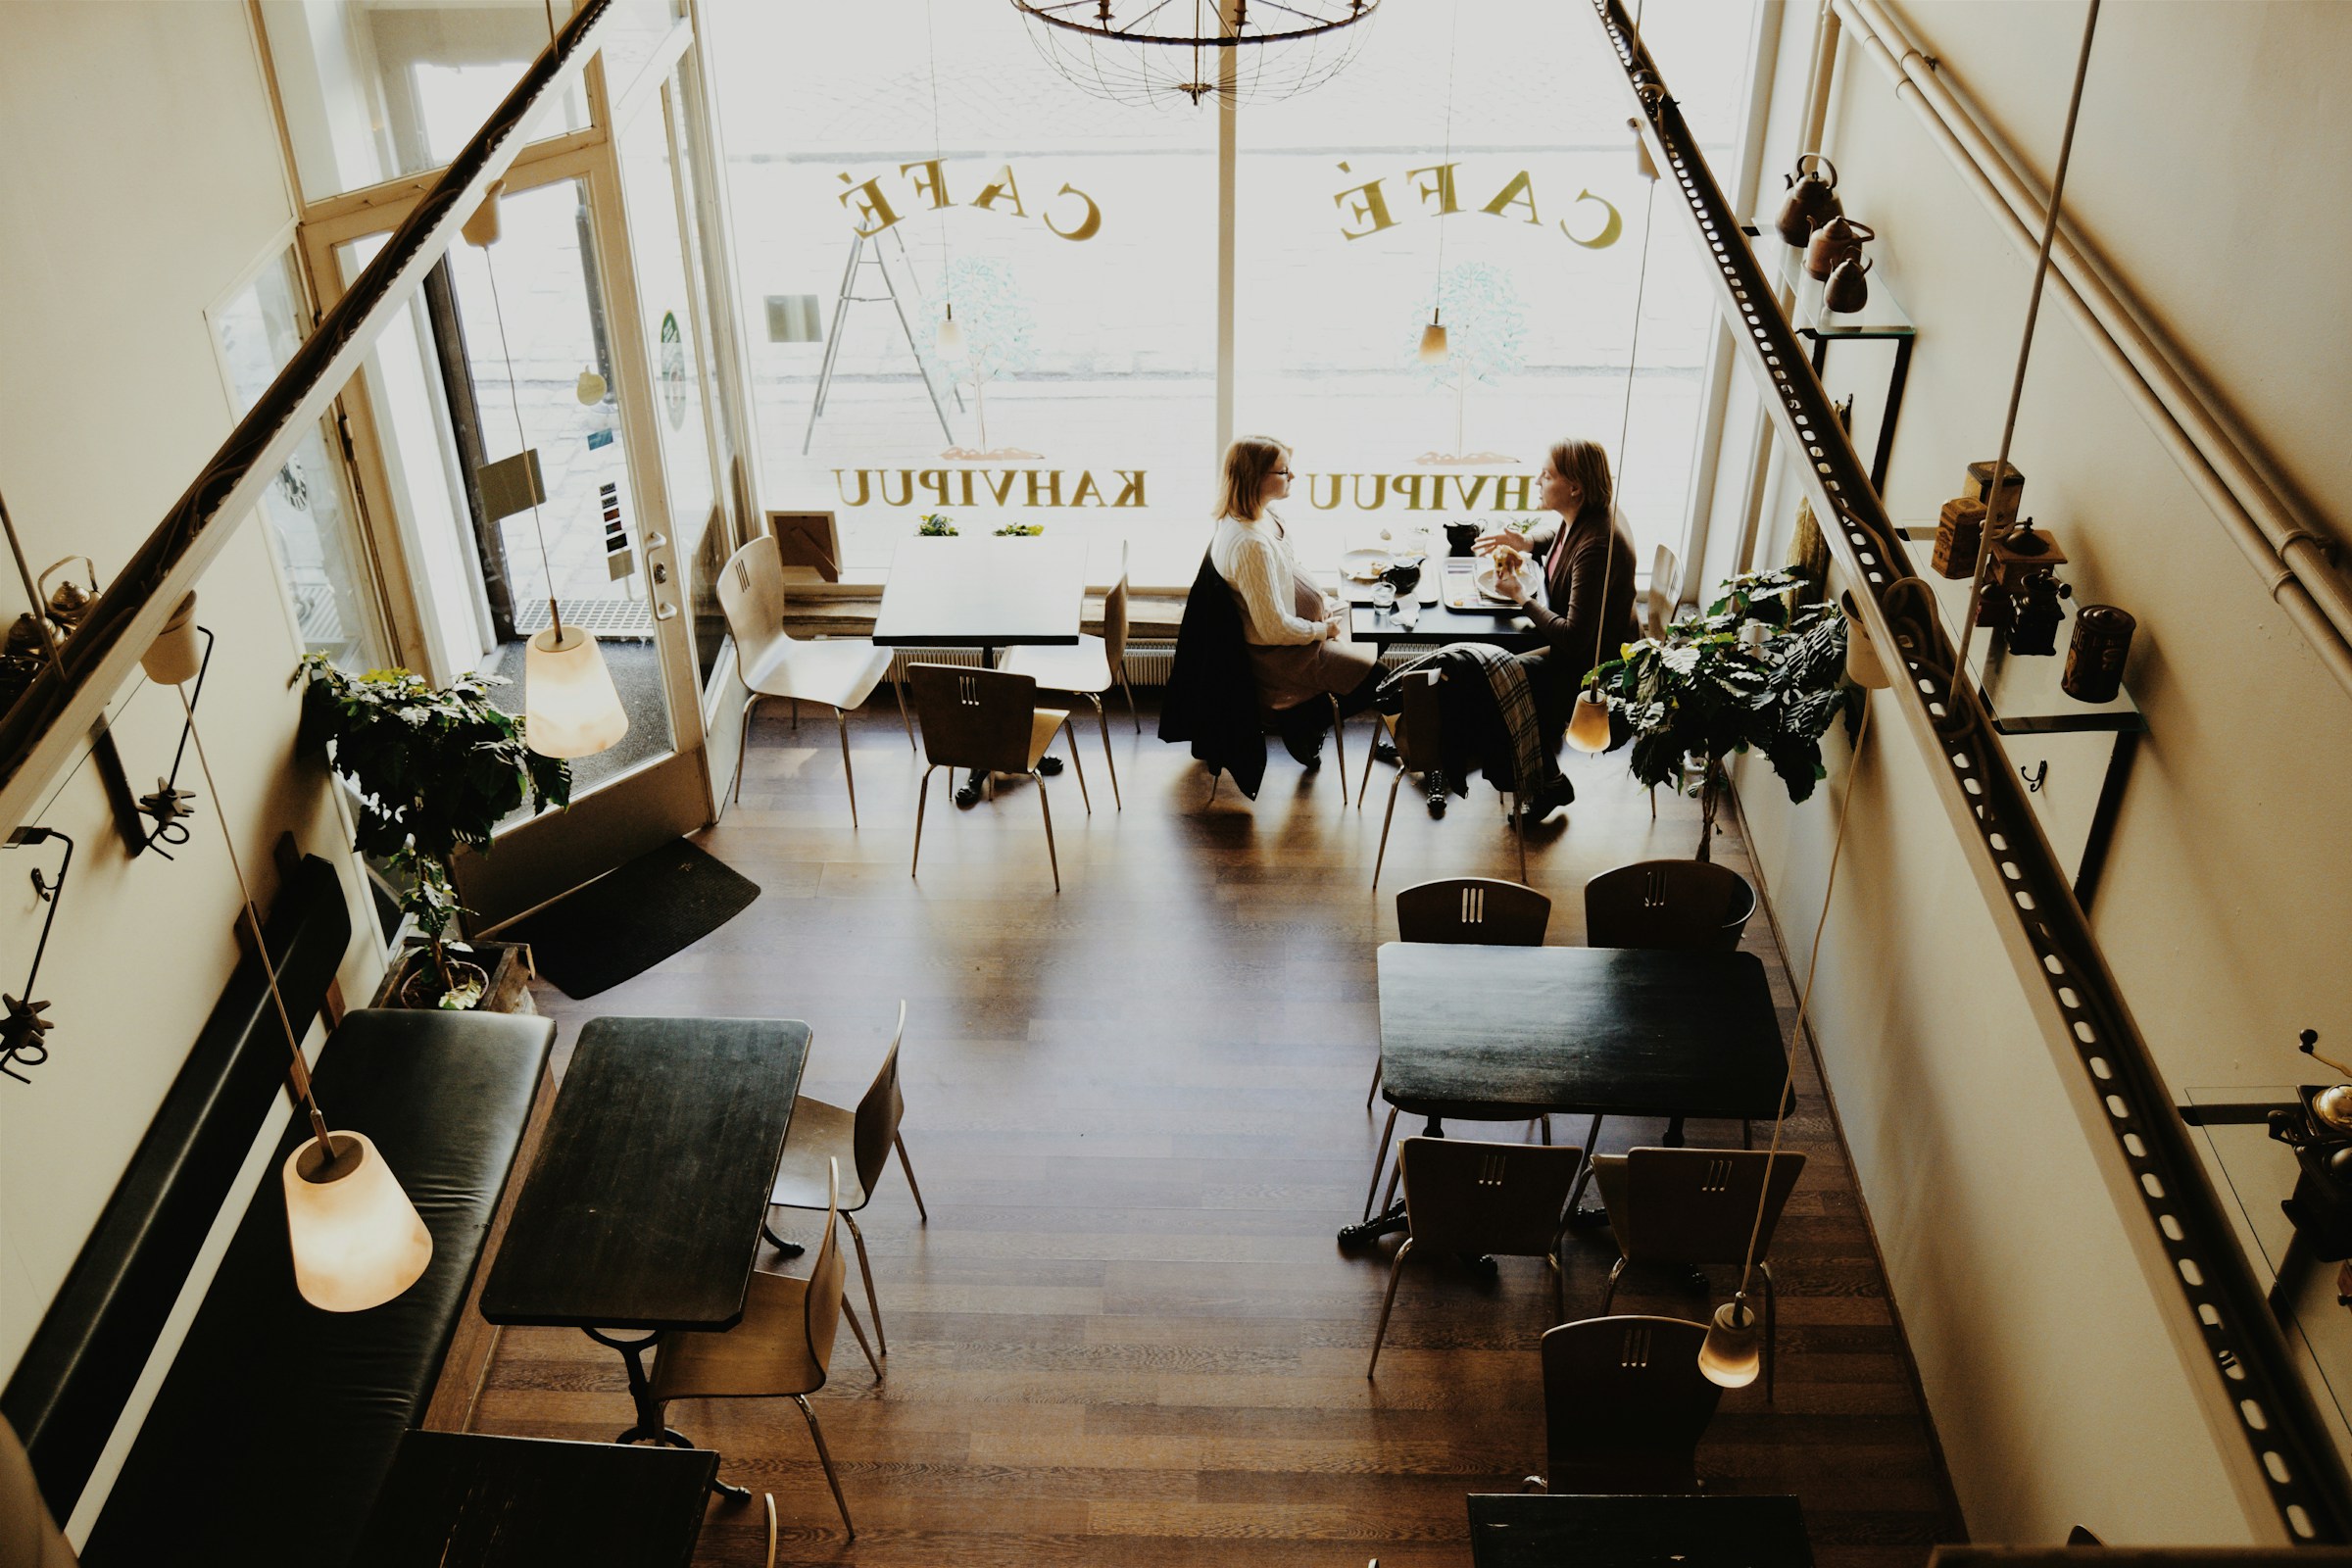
[910,765,936,877]
[1540,1115,1553,1145]
[1514,798,1529,881]
[1382,1152,1401,1213]
[1091,694,1121,808]
[895,676,916,750]
[1563,1115,1606,1215]
[1599,1256,1626,1314]
[1329,694,1348,806]
[1203,767,1221,807]
[1372,768,1405,889]
[1031,768,1060,892]
[834,707,858,829]
[1551,1250,1565,1325]
[841,1294,882,1379]
[1365,1055,1383,1111]
[791,697,800,731]
[1058,715,1091,813]
[1761,1259,1778,1403]
[1366,1238,1414,1378]
[1362,1105,1398,1221]
[894,1134,929,1222]
[732,694,762,806]
[841,1210,886,1357]
[1119,666,1140,733]
[791,1396,856,1538]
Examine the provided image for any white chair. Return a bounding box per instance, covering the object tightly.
[999,541,1138,808]
[719,535,911,826]
[1643,543,1680,640]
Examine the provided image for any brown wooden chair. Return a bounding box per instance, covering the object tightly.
[908,663,1089,892]
[1530,1316,1721,1494]
[1366,1137,1583,1377]
[1592,1147,1806,1400]
[1583,859,1757,952]
[650,1158,879,1534]
[766,1000,928,1358]
[1001,540,1139,805]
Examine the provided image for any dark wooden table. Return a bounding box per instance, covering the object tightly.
[1348,579,1544,654]
[1342,943,1788,1244]
[480,1016,808,1495]
[1467,1493,1813,1568]
[351,1431,715,1568]
[873,535,1088,657]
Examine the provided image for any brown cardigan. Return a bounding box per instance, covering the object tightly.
[1524,508,1642,686]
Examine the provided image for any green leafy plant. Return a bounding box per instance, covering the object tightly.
[1585,567,1854,860]
[298,655,570,1004]
[918,513,958,537]
[993,521,1043,537]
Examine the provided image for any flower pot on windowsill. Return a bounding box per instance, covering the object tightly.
[369,939,536,1015]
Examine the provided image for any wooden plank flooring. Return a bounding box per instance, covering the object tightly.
[462,697,1966,1566]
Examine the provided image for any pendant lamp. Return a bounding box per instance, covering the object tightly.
[152,615,432,1313]
[1697,1295,1761,1387]
[1840,591,1893,689]
[1416,3,1460,369]
[925,3,964,363]
[1417,313,1448,364]
[937,302,964,354]
[468,202,628,760]
[1566,691,1614,754]
[1631,117,1660,182]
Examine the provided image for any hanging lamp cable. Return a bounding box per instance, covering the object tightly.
[1430,0,1461,319]
[1583,0,1654,685]
[480,247,564,644]
[1960,0,2101,640]
[926,0,953,327]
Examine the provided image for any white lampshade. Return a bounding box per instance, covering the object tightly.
[1697,1296,1761,1389]
[575,368,608,404]
[1841,591,1892,689]
[282,1131,433,1312]
[524,625,628,759]
[1565,691,1614,754]
[141,592,203,685]
[1417,317,1448,364]
[937,309,964,354]
[1632,118,1660,181]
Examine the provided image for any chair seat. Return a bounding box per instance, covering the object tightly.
[768,1097,870,1213]
[744,637,892,710]
[1028,708,1070,768]
[999,636,1111,696]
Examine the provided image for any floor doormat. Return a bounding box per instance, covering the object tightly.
[506,838,760,999]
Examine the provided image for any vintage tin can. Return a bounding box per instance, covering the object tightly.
[1933,496,1984,579]
[1966,461,2024,527]
[2063,604,2134,703]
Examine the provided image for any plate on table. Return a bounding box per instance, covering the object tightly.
[1474,558,1539,603]
[1341,548,1392,583]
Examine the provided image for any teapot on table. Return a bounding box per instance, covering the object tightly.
[1774,153,1841,247]
[1806,215,1874,282]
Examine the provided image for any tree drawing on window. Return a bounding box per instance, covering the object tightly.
[1410,261,1527,466]
[937,255,1042,461]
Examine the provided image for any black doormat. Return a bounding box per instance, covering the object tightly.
[506,838,759,999]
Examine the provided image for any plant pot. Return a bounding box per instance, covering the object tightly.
[371,939,536,1014]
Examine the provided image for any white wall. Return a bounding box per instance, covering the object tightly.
[1729,0,2352,1544]
[0,0,379,1400]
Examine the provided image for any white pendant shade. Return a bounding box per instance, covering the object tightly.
[936,311,964,354]
[282,1132,433,1312]
[1632,118,1661,182]
[1565,691,1614,754]
[1841,591,1892,689]
[524,625,628,759]
[141,592,203,685]
[1697,1296,1761,1389]
[1417,318,1448,364]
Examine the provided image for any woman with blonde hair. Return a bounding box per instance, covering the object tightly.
[1208,436,1381,764]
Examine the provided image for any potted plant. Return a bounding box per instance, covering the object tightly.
[918,513,958,537]
[298,655,570,1008]
[1585,567,1855,861]
[993,521,1043,537]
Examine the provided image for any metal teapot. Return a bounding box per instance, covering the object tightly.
[1824,255,1872,314]
[1805,215,1874,282]
[1774,153,1841,247]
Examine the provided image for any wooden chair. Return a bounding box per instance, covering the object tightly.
[767,1001,928,1358]
[1584,859,1757,952]
[1363,669,1527,887]
[1530,1316,1721,1494]
[719,535,910,825]
[650,1159,879,1534]
[1643,543,1681,640]
[1365,1137,1583,1378]
[1000,540,1139,806]
[1591,1147,1805,1401]
[907,663,1089,892]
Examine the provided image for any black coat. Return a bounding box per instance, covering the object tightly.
[1158,554,1266,799]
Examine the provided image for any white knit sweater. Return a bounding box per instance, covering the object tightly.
[1209,512,1328,646]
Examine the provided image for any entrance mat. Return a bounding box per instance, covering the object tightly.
[507,838,759,999]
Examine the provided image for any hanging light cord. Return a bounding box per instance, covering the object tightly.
[1731,697,1873,1305]
[1586,171,1658,683]
[1960,0,2100,640]
[480,249,564,644]
[1430,0,1460,318]
[177,684,333,1155]
[926,0,953,320]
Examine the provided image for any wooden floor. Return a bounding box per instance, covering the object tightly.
[467,695,1966,1567]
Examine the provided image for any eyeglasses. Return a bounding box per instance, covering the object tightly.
[1271,466,1295,478]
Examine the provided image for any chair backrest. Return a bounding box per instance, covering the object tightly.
[801,1158,848,1378]
[1388,667,1446,772]
[650,1159,844,1401]
[1398,1138,1583,1260]
[908,663,1038,774]
[1541,1316,1720,1493]
[1584,859,1757,952]
[1396,878,1551,947]
[1102,540,1132,671]
[718,535,795,671]
[852,1002,910,1198]
[1643,543,1680,640]
[1614,1148,1806,1267]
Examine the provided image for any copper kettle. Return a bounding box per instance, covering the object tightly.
[1774,153,1840,247]
[1806,215,1873,281]
[1824,255,1872,314]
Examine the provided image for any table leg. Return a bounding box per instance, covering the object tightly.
[584,1327,752,1501]
[1564,1113,1610,1230]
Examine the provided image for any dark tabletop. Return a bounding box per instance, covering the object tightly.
[350,1432,714,1568]
[873,535,1088,647]
[1377,944,1787,1121]
[1349,597,1545,651]
[1468,1493,1813,1568]
[480,1016,809,1331]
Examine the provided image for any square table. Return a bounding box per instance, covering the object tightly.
[1342,943,1788,1244]
[350,1432,715,1568]
[480,1016,809,1496]
[1349,593,1545,654]
[873,535,1090,662]
[1468,1493,1813,1568]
